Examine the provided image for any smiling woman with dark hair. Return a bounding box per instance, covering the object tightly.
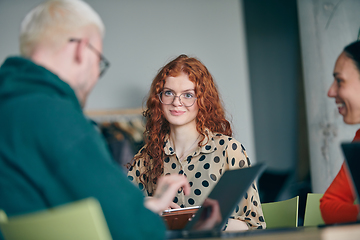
[320,40,360,224]
[127,54,266,231]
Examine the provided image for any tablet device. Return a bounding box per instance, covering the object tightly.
[166,163,266,239]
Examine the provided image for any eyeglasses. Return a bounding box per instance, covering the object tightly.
[69,38,110,77]
[158,91,197,107]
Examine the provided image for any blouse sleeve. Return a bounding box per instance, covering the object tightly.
[225,138,266,229]
[127,147,151,196]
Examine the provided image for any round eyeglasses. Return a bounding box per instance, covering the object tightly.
[158,91,197,107]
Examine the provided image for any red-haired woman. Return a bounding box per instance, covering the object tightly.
[127,54,266,231]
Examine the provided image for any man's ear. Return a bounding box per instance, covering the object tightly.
[73,38,89,64]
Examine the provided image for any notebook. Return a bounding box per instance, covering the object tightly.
[166,163,266,239]
[341,142,360,201]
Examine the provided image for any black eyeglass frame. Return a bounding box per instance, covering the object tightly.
[158,91,198,107]
[69,38,110,77]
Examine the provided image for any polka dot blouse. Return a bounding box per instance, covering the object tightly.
[127,130,266,230]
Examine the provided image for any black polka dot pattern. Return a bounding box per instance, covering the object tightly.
[202,180,209,187]
[232,143,237,150]
[127,131,266,230]
[204,163,210,169]
[241,144,246,151]
[210,174,217,181]
[239,160,245,168]
[247,157,251,166]
[188,164,194,171]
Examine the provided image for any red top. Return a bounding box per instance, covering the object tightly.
[320,129,360,224]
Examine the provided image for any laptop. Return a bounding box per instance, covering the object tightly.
[166,163,266,239]
[341,142,360,201]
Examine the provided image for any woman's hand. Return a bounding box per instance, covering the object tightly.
[169,202,181,209]
[144,174,190,214]
[145,197,180,210]
[224,219,249,231]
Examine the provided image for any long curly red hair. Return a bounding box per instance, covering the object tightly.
[129,54,232,191]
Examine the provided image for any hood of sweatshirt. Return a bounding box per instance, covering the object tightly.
[0,56,81,111]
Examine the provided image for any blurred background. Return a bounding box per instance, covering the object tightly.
[1,0,359,226]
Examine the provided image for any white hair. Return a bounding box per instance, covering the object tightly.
[20,0,105,57]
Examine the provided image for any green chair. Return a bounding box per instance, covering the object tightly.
[303,193,325,227]
[261,196,299,229]
[0,198,112,240]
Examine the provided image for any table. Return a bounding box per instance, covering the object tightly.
[170,223,360,240]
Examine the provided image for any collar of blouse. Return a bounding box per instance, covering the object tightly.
[163,129,219,159]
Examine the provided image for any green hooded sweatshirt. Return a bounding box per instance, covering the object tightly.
[0,57,166,240]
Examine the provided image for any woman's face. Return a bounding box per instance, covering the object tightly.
[328,52,360,124]
[161,72,199,128]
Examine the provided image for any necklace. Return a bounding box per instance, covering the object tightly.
[174,135,201,161]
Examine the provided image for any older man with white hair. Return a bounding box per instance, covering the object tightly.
[0,0,191,239]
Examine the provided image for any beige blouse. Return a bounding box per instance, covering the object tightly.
[127,130,266,230]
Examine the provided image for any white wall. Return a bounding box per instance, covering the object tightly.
[0,0,257,162]
[297,0,360,193]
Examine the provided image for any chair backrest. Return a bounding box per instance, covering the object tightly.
[0,198,112,240]
[261,196,299,229]
[303,193,325,227]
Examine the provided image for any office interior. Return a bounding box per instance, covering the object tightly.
[1,0,359,227]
